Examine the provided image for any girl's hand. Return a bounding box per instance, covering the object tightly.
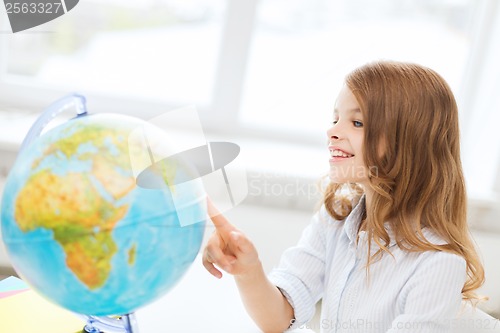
[202,199,260,279]
[202,200,294,332]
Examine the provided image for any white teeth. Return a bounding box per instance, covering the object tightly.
[330,149,354,158]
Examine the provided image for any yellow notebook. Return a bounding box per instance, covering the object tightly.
[0,287,85,333]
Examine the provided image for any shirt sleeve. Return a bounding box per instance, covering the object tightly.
[268,207,331,330]
[386,251,467,333]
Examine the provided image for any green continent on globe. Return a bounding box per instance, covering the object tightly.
[14,124,137,290]
[128,244,137,266]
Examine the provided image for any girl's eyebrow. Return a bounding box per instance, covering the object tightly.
[333,108,362,115]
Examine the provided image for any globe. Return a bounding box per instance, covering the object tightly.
[0,107,207,317]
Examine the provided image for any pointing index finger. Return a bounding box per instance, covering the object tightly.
[207,198,235,231]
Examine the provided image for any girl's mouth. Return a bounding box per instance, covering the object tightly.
[330,149,354,158]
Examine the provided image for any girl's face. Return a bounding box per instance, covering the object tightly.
[327,86,370,184]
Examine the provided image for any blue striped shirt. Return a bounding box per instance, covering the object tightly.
[268,196,466,332]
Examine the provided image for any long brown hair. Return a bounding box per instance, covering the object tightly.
[323,60,484,303]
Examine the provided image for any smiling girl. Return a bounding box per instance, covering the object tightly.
[203,61,485,333]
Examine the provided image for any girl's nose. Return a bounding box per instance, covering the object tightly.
[326,125,340,141]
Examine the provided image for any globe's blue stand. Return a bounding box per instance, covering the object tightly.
[81,313,139,333]
[19,93,88,151]
[21,94,140,333]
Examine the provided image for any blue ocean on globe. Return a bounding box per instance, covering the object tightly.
[1,112,207,316]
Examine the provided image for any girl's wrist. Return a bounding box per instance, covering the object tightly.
[234,259,265,282]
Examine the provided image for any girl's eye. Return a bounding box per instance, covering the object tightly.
[353,121,363,128]
[332,120,338,125]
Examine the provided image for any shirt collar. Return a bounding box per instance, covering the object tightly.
[343,194,366,245]
[342,195,450,257]
[343,195,398,249]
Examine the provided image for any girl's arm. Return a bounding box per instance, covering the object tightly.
[203,201,294,332]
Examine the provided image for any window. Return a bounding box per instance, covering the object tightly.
[0,0,226,112]
[241,0,475,138]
